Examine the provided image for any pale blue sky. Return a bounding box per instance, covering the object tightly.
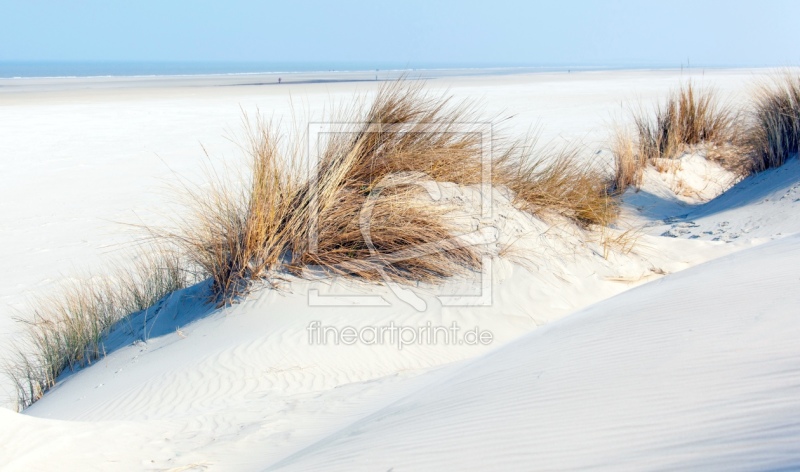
[1,0,798,66]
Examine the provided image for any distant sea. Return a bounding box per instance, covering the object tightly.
[0,61,629,79]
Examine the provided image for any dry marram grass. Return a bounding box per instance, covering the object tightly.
[612,82,746,192]
[635,82,738,161]
[167,80,617,302]
[494,140,617,227]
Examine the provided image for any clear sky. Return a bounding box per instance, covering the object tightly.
[1,0,798,67]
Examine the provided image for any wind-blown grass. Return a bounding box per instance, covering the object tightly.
[166,80,616,302]
[5,246,190,409]
[495,140,617,227]
[287,84,487,284]
[164,119,303,298]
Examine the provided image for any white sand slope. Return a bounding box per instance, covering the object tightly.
[268,233,800,471]
[2,196,797,470]
[652,156,800,242]
[2,188,734,470]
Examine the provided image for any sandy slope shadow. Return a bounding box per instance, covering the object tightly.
[623,155,800,226]
[688,155,800,218]
[622,188,696,222]
[53,280,218,385]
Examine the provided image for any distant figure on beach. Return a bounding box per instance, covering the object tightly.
[278,77,282,84]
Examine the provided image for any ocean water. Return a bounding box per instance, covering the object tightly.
[0,61,617,79]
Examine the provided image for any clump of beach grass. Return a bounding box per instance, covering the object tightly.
[5,245,190,409]
[494,139,617,227]
[611,81,746,192]
[609,126,647,192]
[746,74,800,171]
[635,82,738,161]
[162,117,304,299]
[286,83,487,284]
[166,80,617,302]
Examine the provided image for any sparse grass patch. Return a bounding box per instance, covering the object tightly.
[5,245,191,409]
[747,74,800,171]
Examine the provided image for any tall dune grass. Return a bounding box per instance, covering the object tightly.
[287,84,487,283]
[5,246,191,409]
[166,80,616,302]
[495,141,617,227]
[747,74,800,171]
[611,82,745,192]
[609,127,647,194]
[635,82,737,161]
[164,119,303,298]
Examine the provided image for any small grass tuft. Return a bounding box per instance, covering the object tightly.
[608,126,646,194]
[635,82,737,161]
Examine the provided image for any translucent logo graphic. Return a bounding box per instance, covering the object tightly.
[307,122,496,311]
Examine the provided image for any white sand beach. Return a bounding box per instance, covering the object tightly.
[2,67,800,470]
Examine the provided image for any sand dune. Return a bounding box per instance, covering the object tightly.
[1,68,798,470]
[269,233,800,471]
